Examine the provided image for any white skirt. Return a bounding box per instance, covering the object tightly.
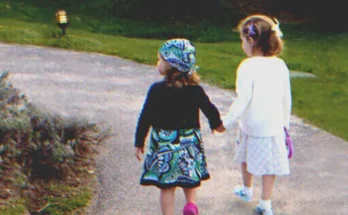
[234,128,290,176]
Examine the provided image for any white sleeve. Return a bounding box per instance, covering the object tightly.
[283,64,292,129]
[222,61,253,129]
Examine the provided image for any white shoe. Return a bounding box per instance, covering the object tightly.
[255,204,274,215]
[233,186,252,202]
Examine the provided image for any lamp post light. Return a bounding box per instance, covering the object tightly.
[56,10,69,36]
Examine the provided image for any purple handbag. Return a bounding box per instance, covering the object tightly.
[284,127,293,159]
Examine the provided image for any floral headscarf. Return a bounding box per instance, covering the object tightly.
[158,38,196,73]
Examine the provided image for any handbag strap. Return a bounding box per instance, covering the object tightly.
[284,127,290,137]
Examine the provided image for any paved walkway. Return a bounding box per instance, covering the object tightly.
[0,43,347,215]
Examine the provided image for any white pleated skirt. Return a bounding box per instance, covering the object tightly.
[234,128,290,176]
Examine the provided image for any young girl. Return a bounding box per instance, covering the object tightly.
[135,38,225,215]
[222,15,292,215]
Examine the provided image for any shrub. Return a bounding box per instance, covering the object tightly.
[0,72,110,212]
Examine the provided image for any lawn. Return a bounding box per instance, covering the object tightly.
[0,0,347,143]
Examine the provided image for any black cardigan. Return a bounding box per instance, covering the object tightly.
[135,81,222,147]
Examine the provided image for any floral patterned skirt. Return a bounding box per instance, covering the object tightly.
[140,128,210,189]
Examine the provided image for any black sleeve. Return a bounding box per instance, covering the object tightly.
[197,86,222,129]
[134,84,157,147]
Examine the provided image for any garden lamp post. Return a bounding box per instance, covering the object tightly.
[56,10,69,36]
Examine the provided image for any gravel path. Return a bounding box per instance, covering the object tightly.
[0,43,347,215]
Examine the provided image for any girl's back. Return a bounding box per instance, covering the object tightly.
[135,38,224,215]
[224,14,292,215]
[146,81,218,130]
[236,56,291,136]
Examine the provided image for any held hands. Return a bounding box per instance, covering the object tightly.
[135,146,144,161]
[212,123,226,134]
[136,124,226,161]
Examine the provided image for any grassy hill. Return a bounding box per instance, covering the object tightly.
[0,0,347,143]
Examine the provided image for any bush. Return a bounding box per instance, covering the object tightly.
[8,0,347,32]
[277,0,346,32]
[0,72,110,212]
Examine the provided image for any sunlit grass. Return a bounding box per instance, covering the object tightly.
[0,1,347,144]
[0,198,26,215]
[40,186,92,215]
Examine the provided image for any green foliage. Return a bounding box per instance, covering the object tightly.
[8,0,244,25]
[2,0,347,32]
[277,0,346,32]
[0,198,26,215]
[0,3,238,43]
[0,1,347,141]
[41,187,91,214]
[0,72,110,213]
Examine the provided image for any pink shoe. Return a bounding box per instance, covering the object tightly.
[183,202,198,215]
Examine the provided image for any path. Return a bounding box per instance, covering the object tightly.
[0,43,347,215]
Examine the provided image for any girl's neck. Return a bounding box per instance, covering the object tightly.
[251,49,264,57]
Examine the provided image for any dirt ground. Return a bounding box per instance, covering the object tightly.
[0,43,347,215]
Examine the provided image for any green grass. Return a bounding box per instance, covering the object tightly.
[0,0,347,145]
[0,176,93,215]
[40,186,91,215]
[0,198,26,215]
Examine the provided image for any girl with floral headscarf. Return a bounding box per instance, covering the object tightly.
[135,38,225,215]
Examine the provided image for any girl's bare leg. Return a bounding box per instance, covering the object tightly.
[241,162,253,187]
[261,175,275,200]
[183,188,196,203]
[160,187,176,215]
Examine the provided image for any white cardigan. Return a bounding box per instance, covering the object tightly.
[222,56,292,137]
